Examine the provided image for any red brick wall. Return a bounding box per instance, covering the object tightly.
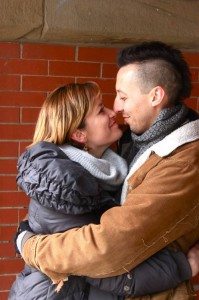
[0,42,198,299]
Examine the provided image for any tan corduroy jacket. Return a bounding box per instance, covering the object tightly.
[22,120,199,299]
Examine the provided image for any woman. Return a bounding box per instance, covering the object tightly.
[9,82,191,300]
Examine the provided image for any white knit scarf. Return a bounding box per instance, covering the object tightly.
[59,145,128,191]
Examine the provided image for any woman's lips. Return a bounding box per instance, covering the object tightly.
[110,120,118,127]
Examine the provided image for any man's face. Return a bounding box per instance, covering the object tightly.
[114,64,157,135]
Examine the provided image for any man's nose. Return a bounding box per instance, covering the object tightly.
[113,96,123,113]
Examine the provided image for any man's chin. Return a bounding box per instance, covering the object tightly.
[123,119,129,125]
[130,126,144,135]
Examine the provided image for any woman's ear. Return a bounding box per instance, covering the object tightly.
[71,129,87,144]
[150,86,165,107]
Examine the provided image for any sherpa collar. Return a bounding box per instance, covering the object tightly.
[121,119,199,204]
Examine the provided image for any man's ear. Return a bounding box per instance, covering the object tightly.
[150,86,165,107]
[71,129,87,144]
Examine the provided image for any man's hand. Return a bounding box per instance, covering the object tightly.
[187,243,199,277]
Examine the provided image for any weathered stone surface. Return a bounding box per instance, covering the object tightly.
[0,0,199,49]
[0,0,43,40]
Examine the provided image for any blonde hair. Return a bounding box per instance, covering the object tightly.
[29,82,101,147]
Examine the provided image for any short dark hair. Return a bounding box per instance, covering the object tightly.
[118,41,191,103]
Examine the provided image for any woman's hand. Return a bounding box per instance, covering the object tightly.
[187,242,199,277]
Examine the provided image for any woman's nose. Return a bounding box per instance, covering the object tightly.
[105,107,116,118]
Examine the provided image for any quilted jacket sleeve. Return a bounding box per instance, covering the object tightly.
[86,248,191,296]
[17,142,115,215]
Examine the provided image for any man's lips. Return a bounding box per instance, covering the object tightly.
[122,115,130,124]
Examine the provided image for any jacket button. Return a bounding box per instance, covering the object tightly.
[127,273,132,279]
[128,185,133,191]
[124,285,130,292]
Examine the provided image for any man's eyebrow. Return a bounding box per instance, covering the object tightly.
[116,89,127,95]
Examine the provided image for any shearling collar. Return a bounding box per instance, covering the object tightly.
[121,120,199,204]
[129,119,199,176]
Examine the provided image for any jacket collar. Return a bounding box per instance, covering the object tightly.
[131,120,199,177]
[121,120,199,204]
[152,119,199,157]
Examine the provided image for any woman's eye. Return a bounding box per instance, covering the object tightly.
[99,107,105,114]
[121,97,126,101]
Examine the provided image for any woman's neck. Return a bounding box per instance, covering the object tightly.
[88,146,108,158]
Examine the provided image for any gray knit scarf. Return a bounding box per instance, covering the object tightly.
[129,104,189,167]
[59,145,128,191]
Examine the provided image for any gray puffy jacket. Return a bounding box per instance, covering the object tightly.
[9,142,191,300]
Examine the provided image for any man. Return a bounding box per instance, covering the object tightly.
[19,41,199,299]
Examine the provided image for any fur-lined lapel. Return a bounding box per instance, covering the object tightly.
[121,120,199,204]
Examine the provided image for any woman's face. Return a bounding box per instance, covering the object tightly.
[83,95,122,156]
